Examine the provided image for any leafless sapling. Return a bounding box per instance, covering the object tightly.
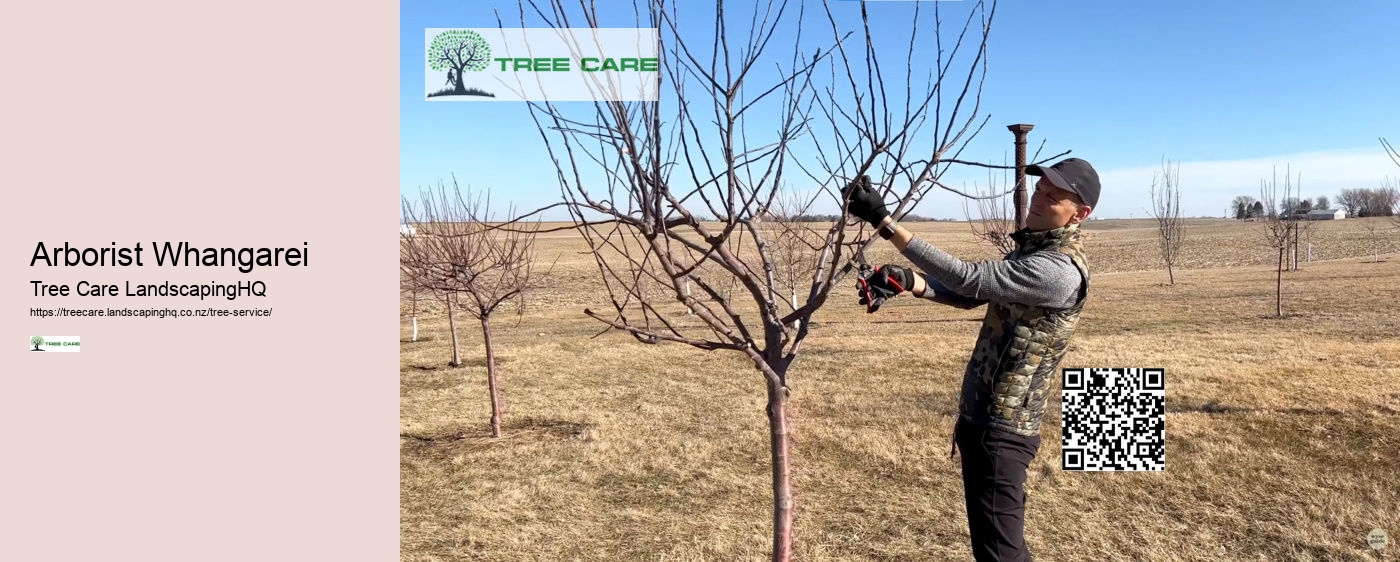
[401,270,421,342]
[1258,166,1302,317]
[758,186,824,331]
[963,164,1017,256]
[1149,158,1185,284]
[506,1,1057,559]
[401,179,540,438]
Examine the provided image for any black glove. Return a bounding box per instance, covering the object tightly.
[841,174,891,227]
[857,264,916,313]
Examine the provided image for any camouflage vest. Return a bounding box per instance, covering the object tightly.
[959,223,1089,436]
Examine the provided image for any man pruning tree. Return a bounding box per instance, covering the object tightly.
[843,158,1100,562]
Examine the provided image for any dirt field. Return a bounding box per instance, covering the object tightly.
[401,217,1400,561]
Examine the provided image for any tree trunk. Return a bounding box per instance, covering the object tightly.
[1167,262,1175,285]
[482,315,503,438]
[1293,227,1301,270]
[765,377,794,562]
[453,65,467,93]
[447,294,461,367]
[1276,247,1284,318]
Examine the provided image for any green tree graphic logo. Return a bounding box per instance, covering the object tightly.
[30,336,45,351]
[428,30,496,98]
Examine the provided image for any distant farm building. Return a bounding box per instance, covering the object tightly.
[400,224,417,236]
[1304,209,1345,220]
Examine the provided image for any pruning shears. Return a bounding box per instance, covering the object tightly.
[853,244,882,313]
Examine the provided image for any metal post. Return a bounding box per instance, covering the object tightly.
[1008,124,1035,230]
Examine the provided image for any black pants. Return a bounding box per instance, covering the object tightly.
[955,419,1042,562]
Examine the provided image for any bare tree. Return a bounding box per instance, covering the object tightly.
[401,179,540,438]
[401,270,421,342]
[759,187,823,331]
[1361,219,1385,262]
[1289,207,1313,271]
[1384,179,1400,232]
[400,224,425,343]
[1336,188,1362,217]
[1337,185,1400,218]
[1149,157,1184,284]
[1258,166,1302,317]
[507,1,1045,559]
[963,164,1016,255]
[400,219,465,364]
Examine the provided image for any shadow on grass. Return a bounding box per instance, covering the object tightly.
[1257,312,1307,321]
[401,356,508,372]
[400,336,435,343]
[457,356,508,368]
[1166,399,1359,417]
[821,317,981,326]
[401,417,594,456]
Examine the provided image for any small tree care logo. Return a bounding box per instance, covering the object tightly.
[424,28,659,102]
[427,29,495,98]
[29,335,80,352]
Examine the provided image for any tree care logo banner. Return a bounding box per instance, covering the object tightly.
[29,336,80,352]
[425,28,660,102]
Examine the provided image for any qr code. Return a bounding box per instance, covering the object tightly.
[1061,368,1165,471]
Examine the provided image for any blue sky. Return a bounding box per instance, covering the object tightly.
[401,0,1400,220]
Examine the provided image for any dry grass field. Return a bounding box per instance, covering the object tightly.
[401,217,1400,561]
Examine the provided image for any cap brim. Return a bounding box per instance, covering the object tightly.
[1026,165,1073,193]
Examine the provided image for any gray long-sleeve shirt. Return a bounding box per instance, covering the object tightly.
[902,237,1083,310]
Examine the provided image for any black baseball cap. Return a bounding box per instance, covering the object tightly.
[1026,158,1100,209]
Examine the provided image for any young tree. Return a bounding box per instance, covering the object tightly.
[1289,205,1313,271]
[1258,166,1302,317]
[400,224,424,343]
[963,163,1017,255]
[510,1,1037,559]
[1361,219,1384,262]
[1148,157,1184,284]
[401,271,421,342]
[401,179,540,438]
[758,187,823,331]
[400,219,467,366]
